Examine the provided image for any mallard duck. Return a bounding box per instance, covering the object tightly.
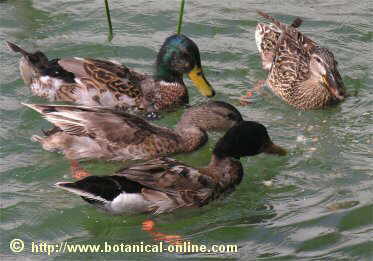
[7,34,215,115]
[255,11,346,110]
[55,121,287,215]
[23,101,242,161]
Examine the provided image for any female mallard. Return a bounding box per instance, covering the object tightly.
[7,34,215,115]
[23,101,242,161]
[255,11,346,110]
[55,121,286,215]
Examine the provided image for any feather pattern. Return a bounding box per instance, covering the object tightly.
[255,11,345,110]
[24,101,242,161]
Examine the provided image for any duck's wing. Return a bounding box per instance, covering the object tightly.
[255,12,308,71]
[257,11,317,87]
[23,103,172,147]
[117,157,217,214]
[257,11,316,56]
[59,58,146,87]
[57,58,146,107]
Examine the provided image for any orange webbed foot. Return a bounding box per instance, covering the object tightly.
[142,220,155,231]
[253,79,266,92]
[240,90,254,105]
[70,160,91,180]
[240,79,268,105]
[142,219,183,245]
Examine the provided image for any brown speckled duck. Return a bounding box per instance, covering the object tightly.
[255,11,346,110]
[55,121,287,215]
[23,101,242,161]
[7,34,215,116]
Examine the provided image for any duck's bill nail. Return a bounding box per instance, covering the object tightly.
[263,142,287,156]
[188,66,215,97]
[322,73,345,101]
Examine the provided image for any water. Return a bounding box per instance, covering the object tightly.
[0,0,372,260]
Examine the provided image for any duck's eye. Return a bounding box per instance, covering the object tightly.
[197,71,202,76]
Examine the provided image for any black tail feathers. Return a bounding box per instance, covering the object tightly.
[7,41,75,83]
[291,17,303,28]
[6,41,49,69]
[6,41,30,56]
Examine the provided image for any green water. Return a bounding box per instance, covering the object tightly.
[1,0,372,260]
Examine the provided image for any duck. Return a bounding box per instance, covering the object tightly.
[255,11,346,110]
[55,121,287,215]
[23,101,243,161]
[7,34,215,116]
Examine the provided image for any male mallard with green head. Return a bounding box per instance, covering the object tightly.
[55,121,286,215]
[255,11,346,110]
[7,34,215,114]
[23,101,242,162]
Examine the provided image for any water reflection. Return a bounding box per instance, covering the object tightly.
[6,0,51,39]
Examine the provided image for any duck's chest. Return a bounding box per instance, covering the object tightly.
[151,81,188,111]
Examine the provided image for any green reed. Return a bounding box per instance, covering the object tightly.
[176,0,186,35]
[104,0,113,41]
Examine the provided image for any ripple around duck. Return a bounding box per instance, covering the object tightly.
[1,0,373,260]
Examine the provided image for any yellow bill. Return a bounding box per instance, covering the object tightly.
[188,66,215,97]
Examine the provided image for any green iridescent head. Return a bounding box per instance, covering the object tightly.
[155,34,215,97]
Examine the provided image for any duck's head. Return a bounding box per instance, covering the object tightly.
[155,34,215,97]
[213,121,287,159]
[310,47,346,101]
[177,101,243,131]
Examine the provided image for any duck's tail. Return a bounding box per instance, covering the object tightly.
[6,41,50,85]
[6,41,30,56]
[55,175,148,214]
[257,11,303,31]
[55,178,111,207]
[6,41,50,68]
[55,175,142,201]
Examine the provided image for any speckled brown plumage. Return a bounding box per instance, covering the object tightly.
[24,101,242,161]
[255,11,346,110]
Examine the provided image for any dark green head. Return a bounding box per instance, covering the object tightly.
[213,121,287,159]
[155,34,215,97]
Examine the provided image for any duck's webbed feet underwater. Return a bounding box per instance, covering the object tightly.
[70,160,91,180]
[239,79,267,106]
[142,219,183,245]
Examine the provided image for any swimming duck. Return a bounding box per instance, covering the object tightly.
[7,34,215,115]
[55,121,287,215]
[23,101,242,161]
[255,11,346,110]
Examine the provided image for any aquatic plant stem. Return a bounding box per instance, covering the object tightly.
[104,0,113,41]
[176,0,185,35]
